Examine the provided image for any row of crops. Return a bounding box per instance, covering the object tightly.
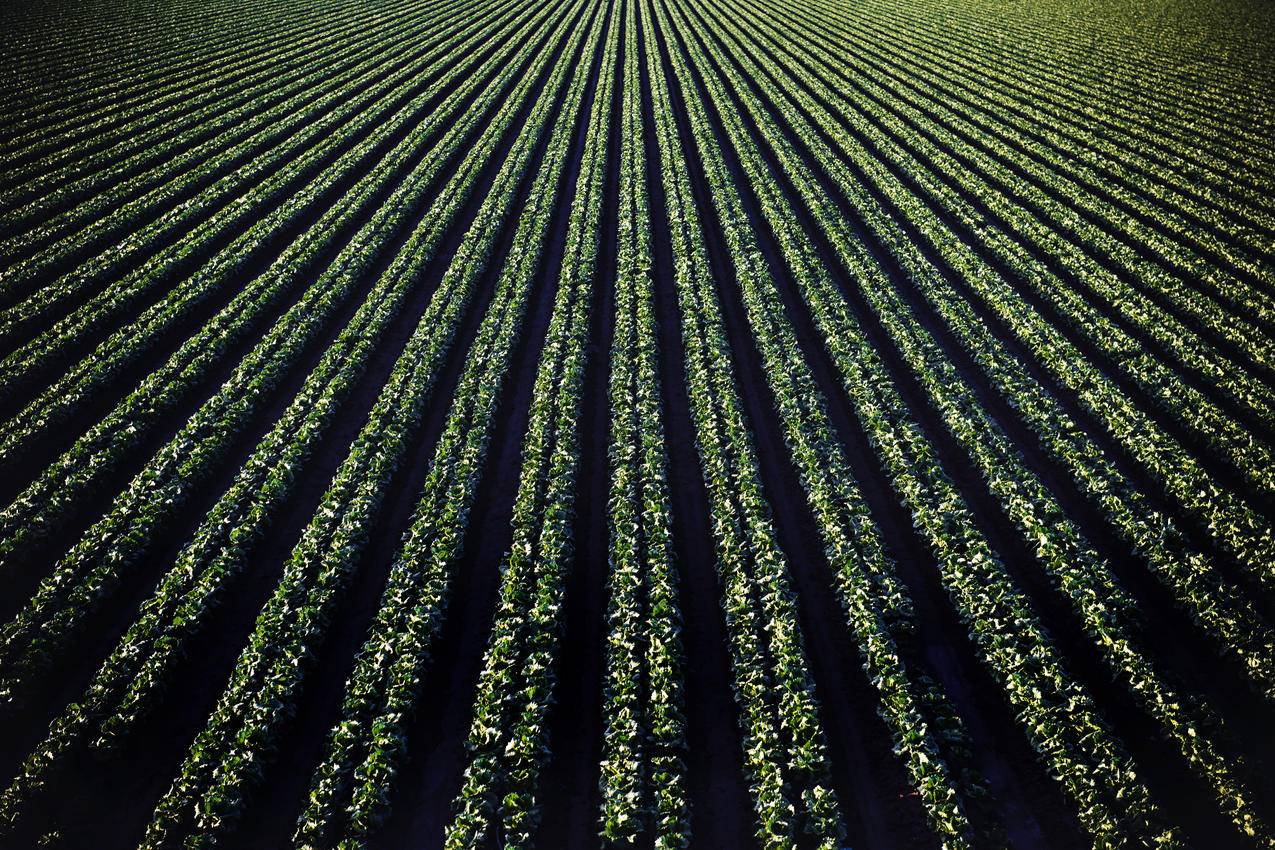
[1,0,1272,846]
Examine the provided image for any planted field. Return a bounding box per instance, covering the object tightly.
[1,0,1273,846]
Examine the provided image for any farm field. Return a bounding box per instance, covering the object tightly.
[0,0,1273,846]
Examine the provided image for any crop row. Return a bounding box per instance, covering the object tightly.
[0,0,527,412]
[677,0,1272,839]
[286,2,610,846]
[0,17,579,837]
[0,0,343,175]
[0,0,419,225]
[708,0,1275,675]
[643,2,849,845]
[446,8,620,845]
[0,0,546,477]
[908,0,1275,167]
[752,0,1275,538]
[656,0,1198,844]
[760,0,1274,310]
[864,0,1275,192]
[0,0,1269,846]
[133,3,604,846]
[0,0,459,248]
[821,0,1275,245]
[0,0,477,341]
[597,2,689,843]
[0,0,568,701]
[766,0,1275,374]
[653,3,992,845]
